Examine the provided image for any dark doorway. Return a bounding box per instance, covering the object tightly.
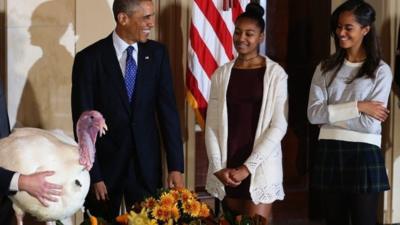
[266,0,331,222]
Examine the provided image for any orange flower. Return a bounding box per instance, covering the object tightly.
[173,187,185,192]
[199,203,210,218]
[169,189,180,202]
[133,188,210,224]
[115,213,128,224]
[151,205,164,221]
[171,204,180,221]
[161,206,172,221]
[152,205,171,222]
[183,199,201,217]
[160,193,175,208]
[180,189,193,203]
[143,197,157,209]
[191,191,198,199]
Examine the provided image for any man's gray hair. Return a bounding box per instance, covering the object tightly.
[112,0,146,22]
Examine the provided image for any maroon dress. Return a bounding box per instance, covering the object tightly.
[225,66,265,199]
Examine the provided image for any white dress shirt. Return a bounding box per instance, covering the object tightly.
[10,172,19,191]
[112,31,138,77]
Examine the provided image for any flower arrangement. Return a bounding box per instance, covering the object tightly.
[118,188,210,225]
[218,213,266,225]
[79,188,265,225]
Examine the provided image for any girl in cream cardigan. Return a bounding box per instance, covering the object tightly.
[205,3,288,223]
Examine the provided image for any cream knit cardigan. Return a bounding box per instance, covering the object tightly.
[205,56,288,204]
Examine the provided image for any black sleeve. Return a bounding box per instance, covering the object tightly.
[71,51,102,183]
[156,46,184,173]
[0,79,10,139]
[0,167,14,195]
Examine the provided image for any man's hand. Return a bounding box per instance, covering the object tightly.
[214,168,241,187]
[93,181,108,201]
[18,171,62,207]
[168,171,184,188]
[229,165,250,183]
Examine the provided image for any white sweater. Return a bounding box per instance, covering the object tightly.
[205,56,288,204]
[307,60,393,147]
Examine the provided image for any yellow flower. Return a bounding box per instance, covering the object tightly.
[169,189,180,202]
[161,206,172,221]
[151,205,163,221]
[142,197,157,209]
[191,191,198,199]
[152,205,171,222]
[174,187,185,193]
[183,199,201,217]
[136,187,210,224]
[171,204,180,221]
[127,208,157,225]
[181,189,193,203]
[199,203,210,218]
[160,192,176,208]
[190,201,201,217]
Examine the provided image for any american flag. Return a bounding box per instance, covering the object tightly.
[187,0,265,128]
[187,0,247,128]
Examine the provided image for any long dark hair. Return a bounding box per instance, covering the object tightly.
[321,0,381,84]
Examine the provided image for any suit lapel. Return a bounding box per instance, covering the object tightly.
[103,34,131,113]
[132,42,151,111]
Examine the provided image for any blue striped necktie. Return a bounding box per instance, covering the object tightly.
[125,46,137,102]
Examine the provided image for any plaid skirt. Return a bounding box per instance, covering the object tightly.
[311,139,390,193]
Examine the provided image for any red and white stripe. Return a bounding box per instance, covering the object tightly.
[187,0,249,127]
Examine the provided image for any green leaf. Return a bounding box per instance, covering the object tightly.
[222,206,238,225]
[239,217,252,225]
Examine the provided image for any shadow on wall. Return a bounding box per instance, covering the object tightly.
[16,0,113,135]
[158,3,186,140]
[16,0,74,132]
[75,0,114,51]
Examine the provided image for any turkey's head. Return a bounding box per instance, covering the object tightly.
[76,110,107,171]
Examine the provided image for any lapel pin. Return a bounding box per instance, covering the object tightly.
[145,56,150,60]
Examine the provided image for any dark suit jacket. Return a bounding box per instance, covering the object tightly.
[0,79,13,225]
[0,79,12,195]
[0,168,13,196]
[71,34,184,198]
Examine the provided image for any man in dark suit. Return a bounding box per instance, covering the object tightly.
[0,79,62,225]
[0,78,13,225]
[71,0,184,218]
[396,25,400,88]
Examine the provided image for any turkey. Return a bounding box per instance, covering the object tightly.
[0,110,107,225]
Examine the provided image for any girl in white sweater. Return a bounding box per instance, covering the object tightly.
[205,3,288,223]
[307,1,392,225]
